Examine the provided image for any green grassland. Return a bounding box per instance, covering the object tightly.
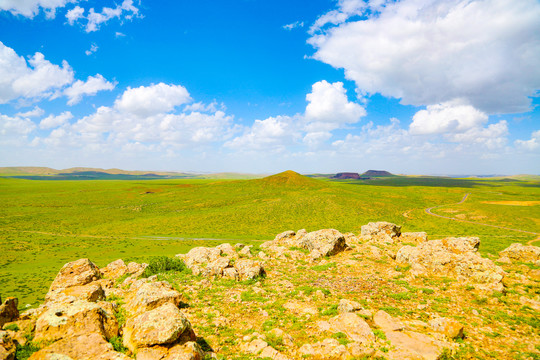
[1,171,539,307]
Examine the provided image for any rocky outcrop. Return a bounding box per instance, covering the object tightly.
[124,281,182,316]
[298,229,348,257]
[0,331,15,360]
[29,333,130,360]
[34,300,118,342]
[428,317,464,339]
[100,259,129,280]
[48,258,102,293]
[396,237,505,291]
[123,303,193,352]
[177,244,265,281]
[361,222,402,243]
[499,243,540,263]
[0,298,19,328]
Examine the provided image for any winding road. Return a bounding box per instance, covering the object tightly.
[423,193,539,245]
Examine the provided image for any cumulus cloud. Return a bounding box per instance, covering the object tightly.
[515,130,540,151]
[0,42,74,103]
[305,80,365,132]
[225,116,298,152]
[64,74,116,105]
[39,111,73,129]
[85,0,139,32]
[310,0,366,34]
[115,83,191,117]
[65,5,84,24]
[409,100,488,135]
[309,0,540,114]
[0,0,76,18]
[15,106,44,118]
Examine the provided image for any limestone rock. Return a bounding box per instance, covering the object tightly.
[34,300,118,342]
[235,259,265,280]
[49,259,101,293]
[259,345,290,360]
[123,303,193,352]
[164,341,204,360]
[238,245,253,257]
[327,313,374,343]
[396,237,505,291]
[127,262,147,276]
[179,247,222,270]
[384,330,446,360]
[0,331,15,360]
[216,243,237,258]
[46,283,105,304]
[428,317,464,339]
[338,299,363,314]
[244,338,268,354]
[399,232,428,244]
[374,310,406,332]
[299,338,350,359]
[101,259,129,280]
[499,243,540,263]
[202,257,230,277]
[0,298,19,328]
[125,281,182,316]
[361,222,402,243]
[222,267,239,280]
[29,332,130,360]
[274,230,296,245]
[298,229,348,257]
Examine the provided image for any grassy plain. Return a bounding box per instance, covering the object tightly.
[1,171,539,307]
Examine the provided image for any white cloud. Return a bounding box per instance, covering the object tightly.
[39,111,73,129]
[515,130,540,151]
[283,21,304,30]
[225,116,298,152]
[310,0,367,34]
[15,106,44,118]
[85,0,139,32]
[65,5,84,24]
[115,83,191,117]
[64,74,115,105]
[409,99,488,135]
[0,42,74,103]
[305,80,365,132]
[0,0,76,18]
[309,0,540,114]
[85,43,98,56]
[446,121,508,149]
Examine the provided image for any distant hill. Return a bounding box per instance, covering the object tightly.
[361,170,395,177]
[333,172,361,179]
[0,167,262,180]
[256,170,322,187]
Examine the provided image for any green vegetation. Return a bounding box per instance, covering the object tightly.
[1,171,539,307]
[140,256,188,278]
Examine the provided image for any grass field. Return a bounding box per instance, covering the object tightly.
[1,171,539,307]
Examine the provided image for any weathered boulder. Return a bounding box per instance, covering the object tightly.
[123,303,193,352]
[46,283,106,304]
[101,259,129,280]
[259,345,290,360]
[201,257,230,277]
[48,259,101,293]
[235,259,265,280]
[337,299,362,314]
[124,281,182,316]
[127,262,147,276]
[216,243,237,258]
[298,338,350,359]
[499,243,540,263]
[179,247,222,270]
[428,317,464,339]
[0,298,19,328]
[273,230,297,246]
[396,237,505,291]
[29,332,130,360]
[34,300,118,342]
[0,331,15,360]
[361,222,402,243]
[298,229,348,257]
[373,310,405,332]
[326,313,374,343]
[384,330,447,360]
[399,232,428,244]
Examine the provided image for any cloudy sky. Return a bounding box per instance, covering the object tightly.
[0,0,539,175]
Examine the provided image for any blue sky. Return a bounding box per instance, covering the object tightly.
[0,0,539,175]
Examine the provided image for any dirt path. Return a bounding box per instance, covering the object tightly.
[424,193,540,238]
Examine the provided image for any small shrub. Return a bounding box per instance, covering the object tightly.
[3,323,19,331]
[109,336,128,353]
[331,332,351,346]
[114,307,128,327]
[373,329,387,340]
[320,304,339,316]
[311,262,336,272]
[15,342,42,360]
[388,292,411,301]
[141,256,188,278]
